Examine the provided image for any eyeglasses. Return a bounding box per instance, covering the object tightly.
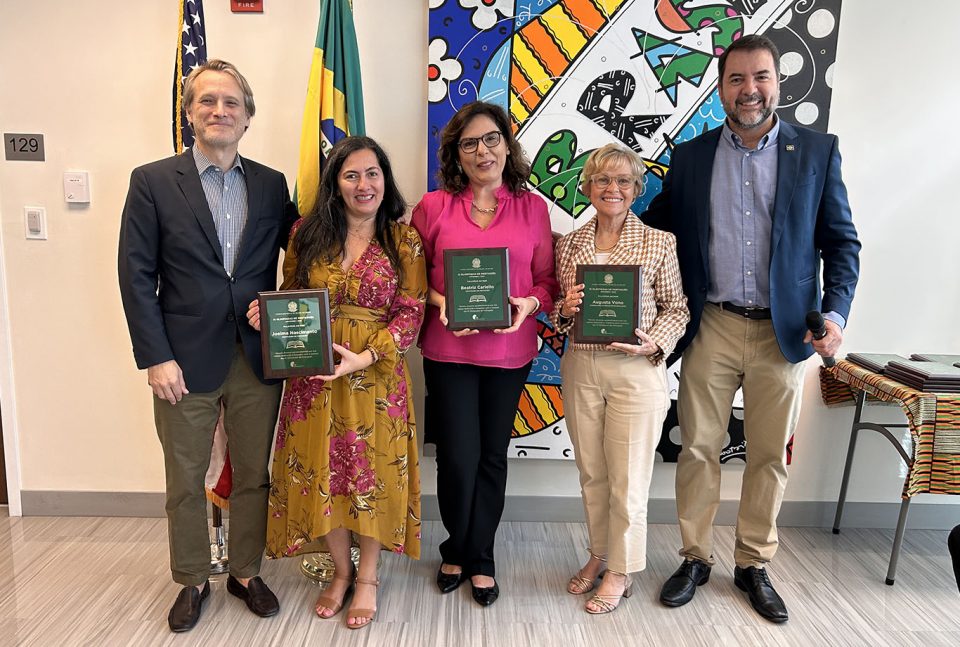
[458,130,502,153]
[590,174,637,190]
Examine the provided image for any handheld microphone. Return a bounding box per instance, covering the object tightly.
[805,310,835,367]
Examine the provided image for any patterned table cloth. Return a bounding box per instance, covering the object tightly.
[820,360,960,496]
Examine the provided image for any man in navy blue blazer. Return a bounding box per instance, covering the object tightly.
[642,35,860,622]
[118,60,298,632]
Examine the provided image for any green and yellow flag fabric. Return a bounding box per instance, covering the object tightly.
[296,0,366,216]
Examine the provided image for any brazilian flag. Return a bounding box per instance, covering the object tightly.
[296,0,366,217]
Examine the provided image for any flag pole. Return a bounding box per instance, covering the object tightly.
[294,0,368,583]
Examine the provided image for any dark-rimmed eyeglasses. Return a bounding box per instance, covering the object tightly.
[458,130,502,153]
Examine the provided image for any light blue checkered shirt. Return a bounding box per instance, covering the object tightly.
[192,146,248,275]
[707,119,779,309]
[706,118,845,329]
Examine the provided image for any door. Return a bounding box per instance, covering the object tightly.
[0,401,7,504]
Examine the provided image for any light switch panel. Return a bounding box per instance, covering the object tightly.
[25,206,47,240]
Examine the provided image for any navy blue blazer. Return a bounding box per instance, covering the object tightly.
[118,151,299,391]
[641,120,860,363]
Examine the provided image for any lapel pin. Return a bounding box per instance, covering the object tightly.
[786,144,795,151]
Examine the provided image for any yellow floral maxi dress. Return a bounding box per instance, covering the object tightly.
[265,222,426,559]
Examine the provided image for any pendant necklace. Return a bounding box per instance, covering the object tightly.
[347,229,373,244]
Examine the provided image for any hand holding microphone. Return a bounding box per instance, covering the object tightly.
[805,310,838,367]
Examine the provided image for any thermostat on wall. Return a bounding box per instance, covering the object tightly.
[64,171,90,203]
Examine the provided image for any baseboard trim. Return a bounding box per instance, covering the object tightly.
[21,491,167,517]
[19,491,957,530]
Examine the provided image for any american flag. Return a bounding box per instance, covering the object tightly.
[173,0,207,153]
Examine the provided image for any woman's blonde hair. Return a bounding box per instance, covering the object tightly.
[580,143,645,195]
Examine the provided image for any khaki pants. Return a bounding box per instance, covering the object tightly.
[676,304,805,568]
[562,349,668,573]
[154,345,281,586]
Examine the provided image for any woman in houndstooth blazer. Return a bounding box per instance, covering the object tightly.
[552,143,689,614]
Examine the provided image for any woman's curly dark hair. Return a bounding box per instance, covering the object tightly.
[293,136,407,287]
[436,101,532,195]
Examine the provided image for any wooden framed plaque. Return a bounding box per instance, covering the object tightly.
[573,264,642,344]
[258,289,334,379]
[443,247,512,330]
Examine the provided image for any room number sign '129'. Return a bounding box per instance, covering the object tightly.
[4,133,45,161]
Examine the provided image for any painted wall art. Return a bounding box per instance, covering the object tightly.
[427,0,842,461]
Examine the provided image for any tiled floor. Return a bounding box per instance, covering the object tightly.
[0,510,957,646]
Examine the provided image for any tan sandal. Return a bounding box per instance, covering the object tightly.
[315,567,354,618]
[585,572,633,614]
[567,552,607,595]
[346,577,379,629]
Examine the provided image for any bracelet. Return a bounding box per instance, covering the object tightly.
[365,345,380,364]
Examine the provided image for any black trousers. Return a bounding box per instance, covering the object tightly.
[949,523,960,592]
[424,358,532,577]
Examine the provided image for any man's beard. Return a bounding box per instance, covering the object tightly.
[724,93,777,130]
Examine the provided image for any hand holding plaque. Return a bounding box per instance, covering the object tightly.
[258,289,335,378]
[443,248,512,330]
[573,264,642,344]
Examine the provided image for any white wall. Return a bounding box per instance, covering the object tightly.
[0,1,957,511]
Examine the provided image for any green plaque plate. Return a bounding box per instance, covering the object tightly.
[573,264,641,344]
[259,289,334,378]
[443,247,511,330]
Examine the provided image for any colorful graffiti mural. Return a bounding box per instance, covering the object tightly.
[428,0,842,460]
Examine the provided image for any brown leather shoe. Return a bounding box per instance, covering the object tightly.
[227,575,280,617]
[167,581,209,632]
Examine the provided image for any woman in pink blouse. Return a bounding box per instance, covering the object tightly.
[411,102,558,606]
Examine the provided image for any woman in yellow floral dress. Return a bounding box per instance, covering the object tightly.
[248,136,426,629]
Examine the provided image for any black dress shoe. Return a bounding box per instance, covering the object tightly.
[168,581,210,633]
[471,579,499,607]
[659,559,711,607]
[734,566,789,623]
[227,575,280,617]
[436,565,465,594]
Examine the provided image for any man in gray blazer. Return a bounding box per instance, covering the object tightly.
[118,60,298,632]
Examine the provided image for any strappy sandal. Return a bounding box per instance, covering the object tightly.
[315,566,355,619]
[346,577,379,629]
[585,572,633,614]
[567,552,607,595]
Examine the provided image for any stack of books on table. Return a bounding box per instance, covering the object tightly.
[909,353,960,368]
[884,360,960,393]
[845,353,908,374]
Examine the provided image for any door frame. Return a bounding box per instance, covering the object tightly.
[0,223,23,516]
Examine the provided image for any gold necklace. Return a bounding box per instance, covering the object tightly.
[347,229,373,243]
[594,238,618,252]
[471,201,497,214]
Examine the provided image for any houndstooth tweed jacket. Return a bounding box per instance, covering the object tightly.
[551,213,689,365]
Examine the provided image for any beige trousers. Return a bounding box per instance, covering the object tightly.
[562,349,669,573]
[676,304,805,568]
